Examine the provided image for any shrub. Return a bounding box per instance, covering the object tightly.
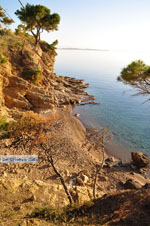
[40,40,58,53]
[15,24,26,36]
[0,29,13,36]
[22,68,42,84]
[0,115,8,130]
[30,207,65,223]
[0,29,5,36]
[29,200,95,225]
[16,41,24,48]
[0,54,7,64]
[8,111,59,137]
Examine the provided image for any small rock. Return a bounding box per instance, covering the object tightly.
[78,169,90,178]
[13,206,20,211]
[80,173,89,184]
[105,157,116,163]
[139,168,147,174]
[74,113,80,117]
[130,163,137,170]
[22,195,35,203]
[3,172,7,177]
[99,176,108,182]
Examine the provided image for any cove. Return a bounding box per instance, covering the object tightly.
[54,49,150,159]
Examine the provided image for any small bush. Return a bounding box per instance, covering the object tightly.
[30,207,65,223]
[16,41,24,48]
[0,115,9,130]
[8,111,59,137]
[15,24,26,37]
[0,29,5,36]
[22,68,42,84]
[40,40,58,53]
[0,28,12,36]
[0,54,7,64]
[29,200,95,225]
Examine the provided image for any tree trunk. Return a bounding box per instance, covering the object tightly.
[93,147,105,199]
[48,156,73,205]
[31,29,40,46]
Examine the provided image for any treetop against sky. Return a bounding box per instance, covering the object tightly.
[1,0,150,50]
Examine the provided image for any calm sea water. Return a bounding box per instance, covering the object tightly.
[54,50,150,158]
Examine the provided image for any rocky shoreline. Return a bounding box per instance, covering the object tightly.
[0,33,150,225]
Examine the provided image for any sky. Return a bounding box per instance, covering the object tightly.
[1,0,150,51]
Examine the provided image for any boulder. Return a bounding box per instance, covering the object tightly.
[123,179,143,189]
[76,171,89,186]
[69,186,93,203]
[104,157,117,168]
[74,113,80,117]
[131,152,149,168]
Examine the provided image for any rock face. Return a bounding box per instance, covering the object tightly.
[0,35,91,118]
[131,152,149,168]
[3,76,56,110]
[2,72,90,117]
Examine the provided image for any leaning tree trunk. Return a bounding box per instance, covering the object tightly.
[48,155,73,205]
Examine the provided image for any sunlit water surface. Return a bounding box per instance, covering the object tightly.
[54,50,150,159]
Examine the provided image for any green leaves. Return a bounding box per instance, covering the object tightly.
[118,60,150,98]
[0,6,13,27]
[117,60,150,84]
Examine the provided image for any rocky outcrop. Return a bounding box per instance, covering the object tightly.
[131,152,149,168]
[2,74,91,115]
[0,34,92,119]
[122,178,143,189]
[0,174,94,208]
[3,76,55,110]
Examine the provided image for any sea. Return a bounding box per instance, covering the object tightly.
[54,49,150,160]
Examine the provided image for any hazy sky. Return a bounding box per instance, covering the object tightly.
[1,0,150,50]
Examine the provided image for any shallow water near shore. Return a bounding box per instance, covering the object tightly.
[54,49,150,158]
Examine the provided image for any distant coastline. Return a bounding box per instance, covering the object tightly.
[58,47,109,51]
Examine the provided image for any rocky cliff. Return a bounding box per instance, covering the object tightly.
[0,31,90,120]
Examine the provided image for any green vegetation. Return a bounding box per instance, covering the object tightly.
[15,3,60,45]
[7,111,55,137]
[40,40,58,53]
[118,60,150,98]
[29,201,95,225]
[0,6,13,28]
[0,111,52,139]
[0,115,8,130]
[22,68,42,84]
[0,53,7,64]
[15,24,26,36]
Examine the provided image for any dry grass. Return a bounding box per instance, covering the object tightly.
[8,111,59,137]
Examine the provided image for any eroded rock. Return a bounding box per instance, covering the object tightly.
[123,178,143,189]
[131,152,149,168]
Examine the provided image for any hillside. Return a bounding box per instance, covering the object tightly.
[0,30,91,119]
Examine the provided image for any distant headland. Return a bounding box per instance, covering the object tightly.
[58,47,109,51]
